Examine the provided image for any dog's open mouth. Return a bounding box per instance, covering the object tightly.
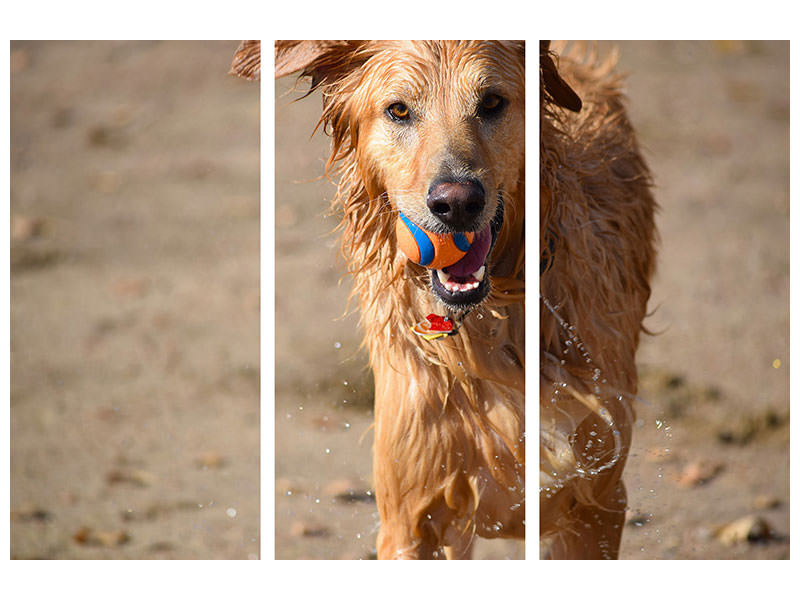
[429,203,503,308]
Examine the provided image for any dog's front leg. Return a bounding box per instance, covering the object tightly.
[372,369,468,559]
[545,480,627,559]
[373,436,457,560]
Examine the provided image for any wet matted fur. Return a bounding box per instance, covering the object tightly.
[539,41,656,559]
[233,40,525,559]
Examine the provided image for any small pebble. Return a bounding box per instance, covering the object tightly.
[714,515,774,546]
[752,495,782,510]
[289,520,330,538]
[674,461,723,487]
[73,526,130,547]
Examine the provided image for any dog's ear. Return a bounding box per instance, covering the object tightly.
[275,40,336,79]
[274,40,368,90]
[230,40,261,81]
[540,40,582,112]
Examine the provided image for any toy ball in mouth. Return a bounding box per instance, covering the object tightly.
[396,212,474,270]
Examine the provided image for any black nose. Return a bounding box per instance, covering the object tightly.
[426,179,486,231]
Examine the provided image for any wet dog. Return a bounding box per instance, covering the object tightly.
[539,41,656,559]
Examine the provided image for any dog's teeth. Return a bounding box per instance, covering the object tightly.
[436,268,486,293]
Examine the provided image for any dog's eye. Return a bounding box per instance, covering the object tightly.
[386,102,411,122]
[478,93,506,118]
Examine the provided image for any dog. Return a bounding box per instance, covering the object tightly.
[232,40,525,559]
[539,41,656,558]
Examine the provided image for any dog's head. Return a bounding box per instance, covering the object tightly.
[267,40,525,310]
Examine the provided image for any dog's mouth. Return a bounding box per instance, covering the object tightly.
[429,202,503,308]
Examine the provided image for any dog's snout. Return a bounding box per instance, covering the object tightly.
[426,179,486,231]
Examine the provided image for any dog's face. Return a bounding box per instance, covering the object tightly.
[349,41,525,308]
[265,40,524,310]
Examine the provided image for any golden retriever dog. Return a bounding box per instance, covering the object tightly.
[233,40,525,559]
[539,41,656,559]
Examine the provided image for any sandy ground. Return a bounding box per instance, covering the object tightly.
[275,40,789,560]
[10,41,260,559]
[611,40,789,559]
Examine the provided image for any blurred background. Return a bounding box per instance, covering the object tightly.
[10,41,260,559]
[604,40,789,559]
[275,40,789,560]
[275,75,385,560]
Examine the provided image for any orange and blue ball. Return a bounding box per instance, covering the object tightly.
[395,212,474,270]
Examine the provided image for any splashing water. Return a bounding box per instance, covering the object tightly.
[539,293,632,495]
[541,294,675,557]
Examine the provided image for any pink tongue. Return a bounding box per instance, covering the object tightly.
[443,225,491,277]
